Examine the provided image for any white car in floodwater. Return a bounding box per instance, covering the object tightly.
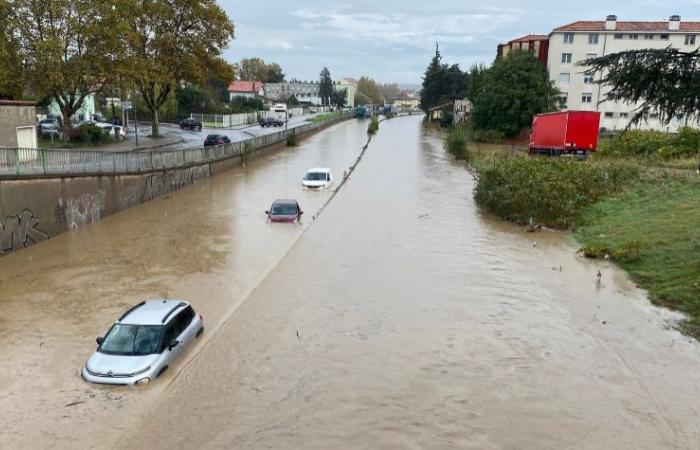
[302,167,333,189]
[82,300,203,385]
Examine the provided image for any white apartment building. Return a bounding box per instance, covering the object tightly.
[548,15,700,131]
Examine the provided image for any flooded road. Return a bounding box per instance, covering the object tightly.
[2,115,700,449]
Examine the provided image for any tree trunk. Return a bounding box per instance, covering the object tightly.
[61,107,74,142]
[151,108,159,137]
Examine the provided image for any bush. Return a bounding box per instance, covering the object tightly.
[444,126,468,160]
[367,115,379,135]
[68,123,110,144]
[472,128,506,144]
[598,127,700,159]
[474,158,640,229]
[286,132,298,146]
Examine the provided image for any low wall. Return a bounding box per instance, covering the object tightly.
[0,115,352,256]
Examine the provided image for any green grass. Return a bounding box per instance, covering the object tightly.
[576,176,700,335]
[306,112,344,124]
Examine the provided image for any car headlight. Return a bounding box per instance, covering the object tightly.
[135,377,151,385]
[128,366,151,377]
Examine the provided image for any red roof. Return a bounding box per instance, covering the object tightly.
[510,34,549,43]
[554,20,700,32]
[228,81,264,93]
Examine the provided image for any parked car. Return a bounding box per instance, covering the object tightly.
[308,108,317,114]
[302,167,333,189]
[82,299,204,385]
[38,118,61,138]
[204,134,231,146]
[266,199,304,223]
[259,117,284,127]
[77,120,125,139]
[179,117,202,131]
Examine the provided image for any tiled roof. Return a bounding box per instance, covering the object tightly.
[228,80,264,93]
[510,34,549,43]
[554,20,700,32]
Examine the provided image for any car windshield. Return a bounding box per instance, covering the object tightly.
[305,172,327,181]
[271,203,298,215]
[99,324,163,355]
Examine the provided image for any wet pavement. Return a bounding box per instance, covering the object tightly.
[1,116,699,449]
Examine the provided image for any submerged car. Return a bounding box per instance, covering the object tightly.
[302,167,333,189]
[179,117,202,131]
[82,299,203,385]
[204,134,231,146]
[266,199,303,223]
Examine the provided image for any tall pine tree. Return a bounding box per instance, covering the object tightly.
[319,67,333,106]
[420,43,469,112]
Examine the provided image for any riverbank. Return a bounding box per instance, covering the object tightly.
[455,136,700,337]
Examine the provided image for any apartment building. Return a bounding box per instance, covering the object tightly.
[548,15,700,131]
[264,80,321,104]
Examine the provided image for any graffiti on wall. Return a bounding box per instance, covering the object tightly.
[0,209,49,253]
[56,190,107,230]
[142,166,211,202]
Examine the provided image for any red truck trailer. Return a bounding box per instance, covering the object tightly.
[528,111,600,156]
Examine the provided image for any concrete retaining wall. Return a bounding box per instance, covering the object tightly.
[0,115,351,256]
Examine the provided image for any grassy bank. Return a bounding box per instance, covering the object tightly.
[576,176,700,335]
[306,112,345,124]
[452,128,700,336]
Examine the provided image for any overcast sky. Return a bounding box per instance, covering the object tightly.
[220,0,699,85]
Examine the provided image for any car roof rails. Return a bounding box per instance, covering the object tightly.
[118,301,146,321]
[161,301,187,324]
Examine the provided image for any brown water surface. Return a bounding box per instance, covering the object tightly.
[1,116,698,449]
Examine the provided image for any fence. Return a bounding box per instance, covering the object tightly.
[190,108,308,128]
[0,114,352,177]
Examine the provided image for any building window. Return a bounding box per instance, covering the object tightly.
[628,34,639,40]
[604,112,614,118]
[660,34,669,40]
[582,93,593,103]
[620,112,629,118]
[558,73,570,83]
[588,34,599,44]
[585,53,598,62]
[685,35,696,45]
[563,33,574,43]
[583,74,594,84]
[561,53,572,63]
[644,34,654,40]
[614,33,623,40]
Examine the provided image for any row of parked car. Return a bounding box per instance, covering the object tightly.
[37,113,125,140]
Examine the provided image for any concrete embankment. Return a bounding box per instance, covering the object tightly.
[0,115,351,256]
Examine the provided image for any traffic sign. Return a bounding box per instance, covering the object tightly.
[121,101,133,110]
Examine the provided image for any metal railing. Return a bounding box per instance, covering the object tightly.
[0,114,351,178]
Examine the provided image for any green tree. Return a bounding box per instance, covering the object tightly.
[236,58,285,83]
[584,48,700,127]
[319,67,333,106]
[12,0,116,134]
[0,0,25,99]
[420,43,469,112]
[357,76,383,104]
[117,0,234,137]
[470,50,559,137]
[266,63,285,83]
[176,85,215,117]
[379,82,401,100]
[287,94,300,106]
[331,88,348,108]
[230,96,263,113]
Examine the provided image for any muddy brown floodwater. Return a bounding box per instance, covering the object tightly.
[1,116,699,449]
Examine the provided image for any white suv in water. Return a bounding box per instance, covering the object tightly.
[82,300,203,385]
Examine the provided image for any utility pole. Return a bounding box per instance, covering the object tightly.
[134,107,139,146]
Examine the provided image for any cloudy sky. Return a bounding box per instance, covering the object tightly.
[220,0,699,85]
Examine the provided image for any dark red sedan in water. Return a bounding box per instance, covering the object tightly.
[266,199,303,223]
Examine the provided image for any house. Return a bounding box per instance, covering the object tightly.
[335,78,358,107]
[47,94,96,123]
[228,81,265,101]
[497,34,550,65]
[0,100,38,149]
[264,80,321,105]
[453,99,472,125]
[548,15,700,131]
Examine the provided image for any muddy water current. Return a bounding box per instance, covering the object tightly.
[1,116,699,449]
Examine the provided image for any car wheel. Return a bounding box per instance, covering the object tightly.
[196,326,204,338]
[156,366,169,378]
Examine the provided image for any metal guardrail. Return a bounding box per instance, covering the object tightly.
[0,116,350,178]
